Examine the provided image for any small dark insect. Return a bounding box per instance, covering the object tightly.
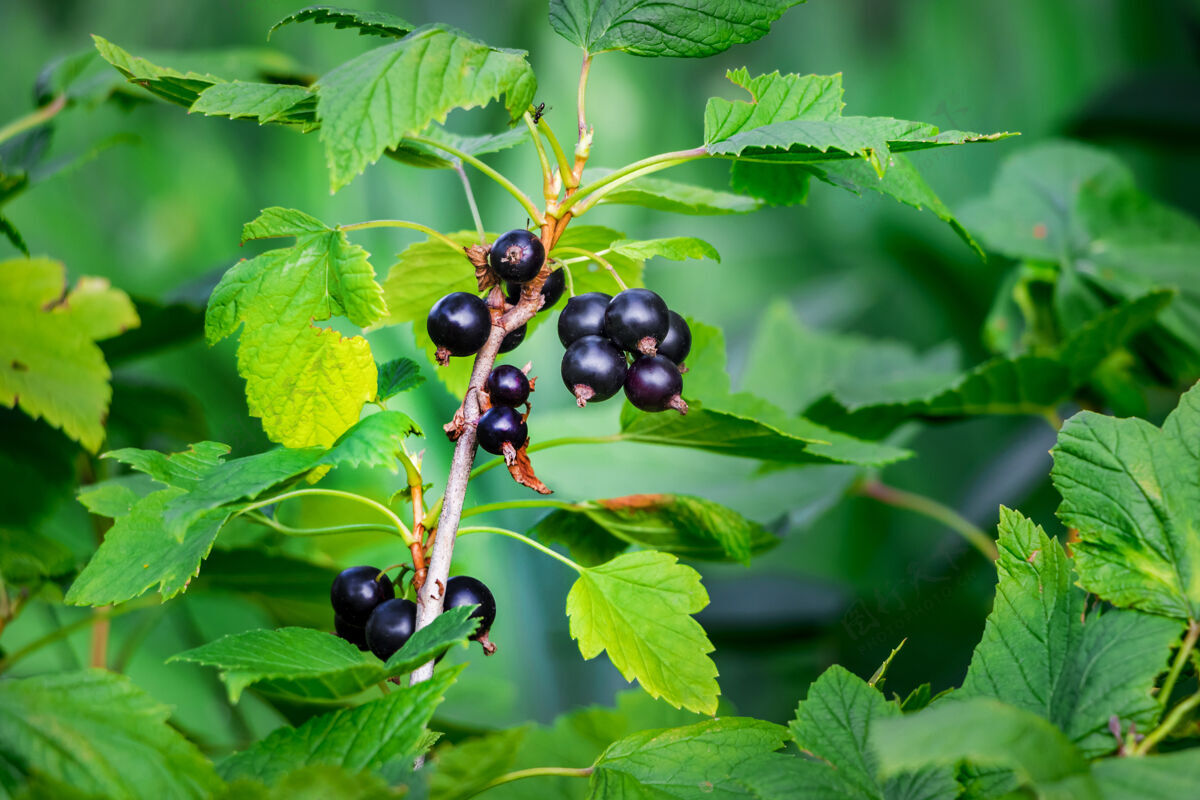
[532,102,548,124]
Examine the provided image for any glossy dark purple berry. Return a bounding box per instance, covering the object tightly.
[330,566,395,627]
[625,355,688,414]
[506,268,565,312]
[487,364,530,407]
[476,405,528,455]
[334,614,368,651]
[557,292,612,347]
[444,575,497,643]
[489,229,545,283]
[561,335,626,407]
[657,311,692,365]
[605,289,669,355]
[364,598,418,661]
[427,292,491,357]
[498,323,526,354]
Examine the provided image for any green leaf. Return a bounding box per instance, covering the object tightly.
[316,25,536,191]
[1050,381,1200,620]
[549,0,804,57]
[871,699,1100,800]
[567,551,718,715]
[533,494,777,566]
[219,667,459,784]
[0,258,138,452]
[958,508,1180,756]
[609,237,719,263]
[268,6,415,39]
[0,408,80,527]
[191,549,339,628]
[0,216,27,255]
[0,528,73,585]
[92,35,228,108]
[207,208,385,448]
[1091,750,1200,800]
[428,728,528,800]
[105,440,231,488]
[387,126,531,170]
[550,225,645,296]
[0,670,221,800]
[220,765,399,800]
[190,81,316,129]
[585,171,762,215]
[170,606,476,702]
[318,410,422,471]
[376,358,425,401]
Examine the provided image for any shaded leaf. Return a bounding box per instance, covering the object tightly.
[190,81,316,129]
[387,126,531,170]
[269,6,415,39]
[587,171,762,215]
[1092,751,1200,800]
[428,728,527,800]
[376,358,425,400]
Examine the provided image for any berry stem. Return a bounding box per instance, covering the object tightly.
[852,478,998,561]
[0,93,66,148]
[552,246,627,291]
[453,163,486,245]
[407,135,545,225]
[244,512,396,537]
[1135,679,1200,755]
[538,119,577,189]
[558,147,709,216]
[523,110,556,204]
[460,498,579,519]
[475,766,594,795]
[1157,619,1200,714]
[233,488,415,546]
[341,219,464,254]
[458,526,583,573]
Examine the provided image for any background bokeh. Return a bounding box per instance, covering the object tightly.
[2,0,1198,753]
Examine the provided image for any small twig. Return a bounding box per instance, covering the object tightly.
[1158,619,1200,711]
[475,766,594,796]
[853,478,998,561]
[234,488,414,545]
[407,135,544,225]
[341,219,465,254]
[539,120,577,189]
[552,245,627,291]
[454,163,486,245]
[1135,689,1200,755]
[0,93,67,148]
[523,110,556,204]
[458,526,583,573]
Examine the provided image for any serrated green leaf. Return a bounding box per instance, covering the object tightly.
[375,358,425,401]
[550,225,644,297]
[871,699,1099,800]
[92,35,227,108]
[549,0,803,57]
[191,81,316,128]
[428,728,528,800]
[704,69,845,141]
[0,670,221,800]
[533,494,777,566]
[567,551,718,715]
[207,208,385,448]
[105,440,231,488]
[958,508,1180,757]
[0,258,139,452]
[1051,381,1200,620]
[191,549,339,629]
[269,5,415,39]
[219,666,459,784]
[1091,750,1200,800]
[609,237,719,263]
[169,606,476,702]
[528,509,630,569]
[585,170,762,215]
[319,410,422,470]
[316,25,536,191]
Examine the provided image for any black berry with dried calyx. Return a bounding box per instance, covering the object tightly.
[605,289,669,355]
[557,292,612,347]
[487,364,531,407]
[444,575,498,654]
[330,565,395,627]
[561,335,626,407]
[476,405,528,455]
[427,292,491,359]
[624,354,688,414]
[489,229,545,283]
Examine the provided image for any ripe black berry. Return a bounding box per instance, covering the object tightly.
[561,335,627,407]
[558,292,612,347]
[364,598,417,661]
[489,229,545,283]
[657,311,692,365]
[445,575,497,649]
[506,267,565,312]
[330,566,394,627]
[427,292,491,358]
[499,323,526,354]
[334,614,368,651]
[487,364,530,407]
[625,355,688,414]
[476,405,528,455]
[605,289,669,355]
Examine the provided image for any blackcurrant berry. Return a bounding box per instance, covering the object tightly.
[476,405,528,455]
[427,292,491,358]
[625,354,688,414]
[334,614,368,651]
[605,289,669,355]
[506,267,565,312]
[444,575,497,643]
[498,323,526,354]
[489,229,545,283]
[330,566,395,627]
[557,292,612,347]
[561,335,627,406]
[364,598,417,661]
[487,364,530,407]
[657,310,692,365]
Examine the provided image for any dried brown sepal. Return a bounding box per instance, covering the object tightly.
[677,362,689,374]
[528,375,538,391]
[485,286,506,311]
[478,388,493,413]
[466,244,497,292]
[573,383,594,408]
[443,407,467,441]
[637,336,659,356]
[477,630,498,656]
[667,395,689,415]
[504,440,552,494]
[435,346,452,366]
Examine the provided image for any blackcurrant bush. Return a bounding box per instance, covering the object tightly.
[476,405,528,455]
[334,614,368,651]
[427,292,491,357]
[605,289,669,355]
[498,323,526,354]
[489,229,545,283]
[561,335,626,406]
[364,598,417,661]
[557,292,612,347]
[657,310,692,365]
[444,575,497,643]
[506,267,565,312]
[487,364,530,407]
[330,565,395,627]
[625,354,688,414]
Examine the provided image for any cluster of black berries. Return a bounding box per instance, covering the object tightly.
[330,566,497,659]
[559,289,691,413]
[478,364,532,456]
[426,229,564,362]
